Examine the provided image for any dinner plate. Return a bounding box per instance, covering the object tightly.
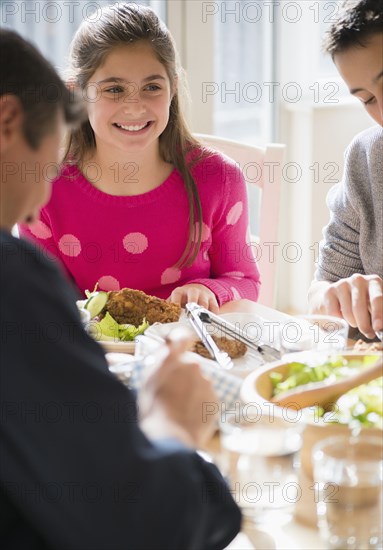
[144,310,291,377]
[83,303,294,358]
[95,317,188,355]
[99,340,136,354]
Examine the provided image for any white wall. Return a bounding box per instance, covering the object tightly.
[266,1,373,312]
[277,101,373,312]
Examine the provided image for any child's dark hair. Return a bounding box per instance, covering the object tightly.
[0,29,83,149]
[66,3,204,268]
[323,0,383,56]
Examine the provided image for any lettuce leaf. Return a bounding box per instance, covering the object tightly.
[89,312,149,342]
[271,355,383,428]
[119,319,149,341]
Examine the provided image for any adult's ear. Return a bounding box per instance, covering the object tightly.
[66,78,78,93]
[0,95,23,154]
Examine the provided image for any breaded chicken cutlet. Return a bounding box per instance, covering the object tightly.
[193,336,247,359]
[106,288,181,326]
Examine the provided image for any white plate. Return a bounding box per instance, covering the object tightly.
[144,310,291,378]
[99,340,136,354]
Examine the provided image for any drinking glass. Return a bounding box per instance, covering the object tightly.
[219,404,303,524]
[278,314,349,357]
[312,434,383,549]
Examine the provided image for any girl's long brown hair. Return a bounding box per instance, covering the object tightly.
[65,3,205,268]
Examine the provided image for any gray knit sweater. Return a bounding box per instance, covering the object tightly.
[315,125,383,282]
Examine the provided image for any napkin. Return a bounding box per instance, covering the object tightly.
[107,336,243,409]
[129,355,242,409]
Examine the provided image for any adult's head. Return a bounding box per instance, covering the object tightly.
[323,0,383,125]
[0,30,83,228]
[0,29,81,149]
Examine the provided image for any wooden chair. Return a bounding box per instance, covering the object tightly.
[194,134,286,308]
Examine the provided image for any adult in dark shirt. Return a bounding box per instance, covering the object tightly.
[0,30,241,549]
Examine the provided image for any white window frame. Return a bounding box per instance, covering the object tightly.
[168,1,215,133]
[167,0,276,139]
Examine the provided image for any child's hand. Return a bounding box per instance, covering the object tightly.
[168,284,219,313]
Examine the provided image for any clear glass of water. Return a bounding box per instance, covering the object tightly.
[278,314,349,357]
[312,434,383,549]
[219,403,303,524]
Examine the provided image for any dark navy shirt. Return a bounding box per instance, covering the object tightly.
[0,230,241,549]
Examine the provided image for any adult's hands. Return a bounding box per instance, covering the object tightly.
[308,274,383,339]
[138,328,218,448]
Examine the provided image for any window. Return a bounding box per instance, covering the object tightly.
[0,0,166,74]
[213,0,275,145]
[210,1,276,237]
[169,1,277,237]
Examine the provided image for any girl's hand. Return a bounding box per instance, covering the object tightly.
[168,284,219,313]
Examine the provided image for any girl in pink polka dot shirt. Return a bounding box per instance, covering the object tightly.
[19,4,260,311]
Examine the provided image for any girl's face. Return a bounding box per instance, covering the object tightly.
[86,42,174,156]
[334,33,383,126]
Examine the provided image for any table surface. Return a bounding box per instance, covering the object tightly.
[204,432,323,550]
[215,300,326,548]
[220,299,276,314]
[105,298,378,548]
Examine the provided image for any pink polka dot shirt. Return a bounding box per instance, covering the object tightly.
[19,151,260,306]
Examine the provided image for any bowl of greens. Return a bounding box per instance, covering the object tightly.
[240,351,383,479]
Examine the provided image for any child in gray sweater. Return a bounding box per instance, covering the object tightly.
[308,0,383,340]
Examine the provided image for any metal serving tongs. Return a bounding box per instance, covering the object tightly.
[185,302,281,367]
[185,303,234,369]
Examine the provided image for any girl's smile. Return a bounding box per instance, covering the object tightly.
[112,120,155,138]
[113,121,152,132]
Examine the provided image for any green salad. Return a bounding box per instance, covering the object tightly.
[270,355,383,429]
[81,289,149,342]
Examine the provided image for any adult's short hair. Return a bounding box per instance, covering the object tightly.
[323,0,383,56]
[0,29,83,148]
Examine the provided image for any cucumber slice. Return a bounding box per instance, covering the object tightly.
[85,291,108,318]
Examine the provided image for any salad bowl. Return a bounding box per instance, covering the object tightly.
[240,351,383,480]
